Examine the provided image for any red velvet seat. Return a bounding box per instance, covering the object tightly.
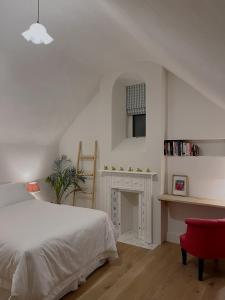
[180,218,225,280]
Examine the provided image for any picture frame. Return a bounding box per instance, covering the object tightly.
[172,175,188,196]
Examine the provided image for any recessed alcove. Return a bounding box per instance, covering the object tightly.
[111,73,147,151]
[120,191,139,239]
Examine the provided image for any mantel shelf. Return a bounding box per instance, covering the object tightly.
[159,194,225,209]
[99,170,157,176]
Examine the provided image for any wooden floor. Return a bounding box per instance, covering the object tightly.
[63,242,225,300]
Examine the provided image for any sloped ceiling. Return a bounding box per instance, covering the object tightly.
[0,0,225,145]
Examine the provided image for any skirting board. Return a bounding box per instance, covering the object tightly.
[118,231,158,250]
[166,231,181,244]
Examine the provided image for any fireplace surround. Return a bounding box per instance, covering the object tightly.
[100,170,157,249]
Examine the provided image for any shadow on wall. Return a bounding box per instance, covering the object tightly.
[31,178,56,203]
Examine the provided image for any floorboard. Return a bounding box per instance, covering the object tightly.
[62,242,225,300]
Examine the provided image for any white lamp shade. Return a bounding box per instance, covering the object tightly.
[22,23,54,45]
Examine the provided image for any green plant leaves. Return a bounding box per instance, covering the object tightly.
[46,155,86,204]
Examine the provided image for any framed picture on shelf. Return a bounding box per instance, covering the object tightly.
[172,175,188,196]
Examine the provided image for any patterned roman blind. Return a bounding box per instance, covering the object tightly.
[126,83,146,116]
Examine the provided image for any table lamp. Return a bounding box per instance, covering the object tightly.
[26,182,40,193]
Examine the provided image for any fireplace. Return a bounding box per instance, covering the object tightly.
[120,191,139,237]
[100,170,157,249]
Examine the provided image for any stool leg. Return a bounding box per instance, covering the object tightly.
[198,259,204,281]
[181,248,187,265]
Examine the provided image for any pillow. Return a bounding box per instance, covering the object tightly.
[0,183,34,208]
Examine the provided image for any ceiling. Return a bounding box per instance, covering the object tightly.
[0,0,225,144]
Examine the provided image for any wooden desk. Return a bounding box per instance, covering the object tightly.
[159,194,225,209]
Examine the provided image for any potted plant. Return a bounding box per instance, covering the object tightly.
[46,155,86,204]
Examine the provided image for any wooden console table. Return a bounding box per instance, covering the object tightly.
[159,194,225,209]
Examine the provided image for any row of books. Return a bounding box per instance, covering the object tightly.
[164,140,200,156]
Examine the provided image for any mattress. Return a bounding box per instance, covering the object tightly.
[0,200,118,300]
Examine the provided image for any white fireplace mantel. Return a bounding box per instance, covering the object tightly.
[99,170,157,177]
[99,169,157,249]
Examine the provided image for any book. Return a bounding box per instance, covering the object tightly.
[164,140,199,156]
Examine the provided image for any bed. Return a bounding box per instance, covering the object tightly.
[0,183,118,300]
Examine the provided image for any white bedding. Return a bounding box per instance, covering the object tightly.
[0,200,118,300]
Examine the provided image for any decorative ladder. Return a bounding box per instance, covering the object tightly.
[73,141,97,208]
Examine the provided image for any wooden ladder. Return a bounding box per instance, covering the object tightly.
[73,141,97,208]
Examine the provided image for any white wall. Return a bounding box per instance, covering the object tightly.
[60,67,225,245]
[60,61,167,245]
[112,80,126,149]
[0,143,58,202]
[165,73,225,243]
[167,73,225,140]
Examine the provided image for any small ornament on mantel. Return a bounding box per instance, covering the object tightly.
[128,167,133,172]
[104,165,108,170]
[111,166,116,171]
[146,168,151,173]
[119,167,124,171]
[136,168,143,172]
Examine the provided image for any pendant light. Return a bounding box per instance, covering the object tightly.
[22,0,54,45]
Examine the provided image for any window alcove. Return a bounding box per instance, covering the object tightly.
[111,73,147,151]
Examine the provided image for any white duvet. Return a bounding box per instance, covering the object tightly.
[0,200,118,300]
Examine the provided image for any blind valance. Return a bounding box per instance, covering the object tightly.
[126,83,146,116]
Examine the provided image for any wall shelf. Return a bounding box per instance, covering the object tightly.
[164,139,225,157]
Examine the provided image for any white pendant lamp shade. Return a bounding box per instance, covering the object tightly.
[22,23,53,45]
[22,0,53,45]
